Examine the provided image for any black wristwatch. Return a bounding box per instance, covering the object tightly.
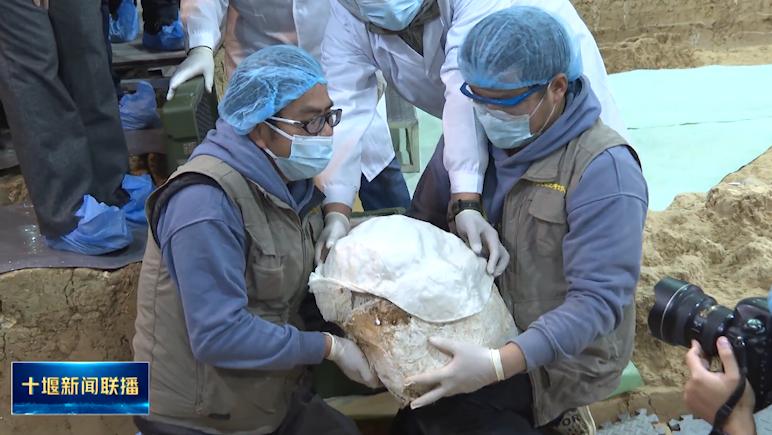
[449,199,484,220]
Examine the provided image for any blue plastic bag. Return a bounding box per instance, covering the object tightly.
[46,195,132,255]
[119,81,161,130]
[121,174,154,225]
[109,0,140,43]
[142,18,185,51]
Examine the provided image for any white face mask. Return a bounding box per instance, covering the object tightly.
[474,90,556,150]
[264,122,333,181]
[357,0,423,31]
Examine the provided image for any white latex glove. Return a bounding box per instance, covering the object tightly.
[167,46,215,100]
[405,337,502,409]
[315,211,350,264]
[454,210,510,276]
[324,333,381,388]
[32,0,48,9]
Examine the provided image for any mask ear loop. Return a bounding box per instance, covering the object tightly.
[533,82,558,137]
[261,121,296,161]
[265,120,295,141]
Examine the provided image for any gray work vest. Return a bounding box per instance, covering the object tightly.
[133,155,323,434]
[497,120,639,426]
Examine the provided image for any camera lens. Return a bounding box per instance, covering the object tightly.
[647,277,734,354]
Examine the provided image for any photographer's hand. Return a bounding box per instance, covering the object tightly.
[684,338,756,434]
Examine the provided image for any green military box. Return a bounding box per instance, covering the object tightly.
[160,77,218,172]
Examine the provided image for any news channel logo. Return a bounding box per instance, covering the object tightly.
[12,361,149,415]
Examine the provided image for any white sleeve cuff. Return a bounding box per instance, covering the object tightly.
[321,185,358,208]
[448,170,484,194]
[186,31,218,52]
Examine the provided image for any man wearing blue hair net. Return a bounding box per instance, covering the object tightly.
[169,1,413,220]
[315,0,627,277]
[401,6,648,434]
[132,45,375,435]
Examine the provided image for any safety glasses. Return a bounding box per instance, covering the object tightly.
[270,108,343,135]
[460,83,545,107]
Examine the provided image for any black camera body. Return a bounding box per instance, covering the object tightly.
[648,277,772,411]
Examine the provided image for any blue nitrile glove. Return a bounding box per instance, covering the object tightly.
[46,195,132,255]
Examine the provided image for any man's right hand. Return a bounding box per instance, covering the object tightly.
[323,333,380,388]
[454,209,509,277]
[167,46,215,100]
[684,338,757,434]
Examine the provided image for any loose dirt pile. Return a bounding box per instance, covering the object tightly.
[591,147,772,425]
[633,147,772,389]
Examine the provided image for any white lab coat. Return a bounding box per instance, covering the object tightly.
[182,0,330,77]
[182,0,390,199]
[317,0,626,208]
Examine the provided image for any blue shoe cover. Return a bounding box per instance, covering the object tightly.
[142,19,184,51]
[119,81,161,130]
[121,174,153,225]
[46,195,132,255]
[109,0,140,43]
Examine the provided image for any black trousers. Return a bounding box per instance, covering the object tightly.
[142,0,179,34]
[134,378,361,435]
[0,0,128,237]
[101,0,122,98]
[390,374,542,435]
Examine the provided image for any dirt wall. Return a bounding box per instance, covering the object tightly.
[0,266,140,435]
[573,0,772,72]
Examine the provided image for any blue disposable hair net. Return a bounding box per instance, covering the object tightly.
[218,45,327,135]
[458,6,582,90]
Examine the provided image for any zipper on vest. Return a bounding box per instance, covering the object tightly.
[290,211,310,316]
[502,192,518,280]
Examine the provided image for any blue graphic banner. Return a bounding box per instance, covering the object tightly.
[11,362,149,415]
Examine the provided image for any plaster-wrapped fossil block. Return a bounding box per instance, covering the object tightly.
[310,215,516,404]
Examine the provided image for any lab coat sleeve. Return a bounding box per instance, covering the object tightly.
[182,0,229,51]
[315,2,382,207]
[440,0,510,194]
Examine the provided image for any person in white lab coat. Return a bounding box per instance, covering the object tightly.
[165,0,410,219]
[165,0,330,99]
[314,0,627,276]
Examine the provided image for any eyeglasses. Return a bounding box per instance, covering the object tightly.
[269,108,343,135]
[460,82,546,107]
